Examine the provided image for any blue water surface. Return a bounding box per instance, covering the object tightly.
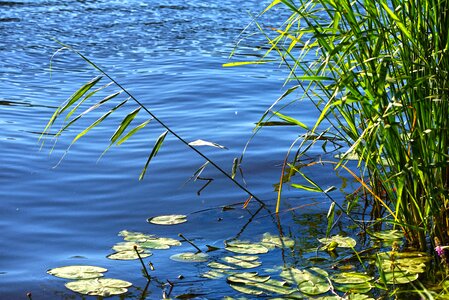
[0,1,339,298]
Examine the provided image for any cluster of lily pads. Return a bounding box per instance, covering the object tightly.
[47,213,433,298]
[47,266,132,297]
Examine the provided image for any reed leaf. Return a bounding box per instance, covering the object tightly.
[139,130,168,180]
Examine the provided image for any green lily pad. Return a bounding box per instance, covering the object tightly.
[107,250,152,260]
[222,255,261,269]
[201,269,228,279]
[147,214,187,225]
[383,272,419,284]
[229,283,264,296]
[334,282,372,293]
[225,240,269,255]
[330,272,373,284]
[280,267,329,295]
[112,242,143,252]
[298,279,330,295]
[65,278,132,296]
[377,251,430,275]
[208,262,236,270]
[281,267,328,284]
[47,265,107,280]
[318,235,357,248]
[369,230,403,241]
[119,230,156,242]
[169,252,208,263]
[227,272,270,284]
[117,231,181,249]
[260,232,295,249]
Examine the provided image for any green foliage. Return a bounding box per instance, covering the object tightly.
[232,0,449,251]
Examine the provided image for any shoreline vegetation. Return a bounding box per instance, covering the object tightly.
[40,0,449,298]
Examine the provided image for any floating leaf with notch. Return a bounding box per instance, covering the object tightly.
[65,278,132,297]
[47,265,107,280]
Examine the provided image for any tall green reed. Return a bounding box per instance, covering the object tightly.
[235,0,449,251]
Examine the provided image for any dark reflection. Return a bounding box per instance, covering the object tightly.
[0,17,20,22]
[0,99,56,109]
[0,1,24,6]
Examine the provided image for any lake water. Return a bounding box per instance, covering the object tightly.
[0,1,345,298]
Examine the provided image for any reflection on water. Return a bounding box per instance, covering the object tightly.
[0,0,331,298]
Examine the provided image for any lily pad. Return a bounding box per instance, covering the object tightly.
[225,240,269,255]
[222,255,261,269]
[119,230,156,242]
[230,279,293,296]
[201,269,228,279]
[383,272,419,284]
[298,280,330,295]
[170,252,208,263]
[369,230,403,241]
[377,251,430,275]
[147,214,187,225]
[318,235,357,248]
[47,265,107,280]
[330,272,373,284]
[208,262,236,270]
[227,272,270,284]
[65,278,132,296]
[260,232,295,249]
[280,267,329,295]
[334,282,372,293]
[107,250,152,260]
[117,230,181,249]
[281,267,328,284]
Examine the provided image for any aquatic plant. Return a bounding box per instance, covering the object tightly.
[232,0,449,252]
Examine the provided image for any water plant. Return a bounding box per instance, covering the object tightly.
[230,0,449,254]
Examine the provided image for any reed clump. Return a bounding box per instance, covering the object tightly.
[241,0,449,253]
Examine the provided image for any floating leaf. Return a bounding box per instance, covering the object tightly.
[47,265,107,280]
[334,282,372,293]
[318,235,357,248]
[65,278,132,296]
[148,214,187,225]
[281,267,328,284]
[208,262,236,270]
[112,242,144,252]
[222,255,261,269]
[170,252,209,263]
[119,230,156,242]
[298,280,330,295]
[330,272,373,284]
[229,283,264,295]
[369,230,403,241]
[383,272,419,284]
[281,267,330,295]
[225,240,269,254]
[377,251,430,274]
[227,272,270,284]
[260,232,295,249]
[229,279,293,296]
[201,269,229,279]
[107,249,152,260]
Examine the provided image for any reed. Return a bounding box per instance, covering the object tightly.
[239,0,449,252]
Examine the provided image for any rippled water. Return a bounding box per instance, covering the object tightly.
[0,1,338,298]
